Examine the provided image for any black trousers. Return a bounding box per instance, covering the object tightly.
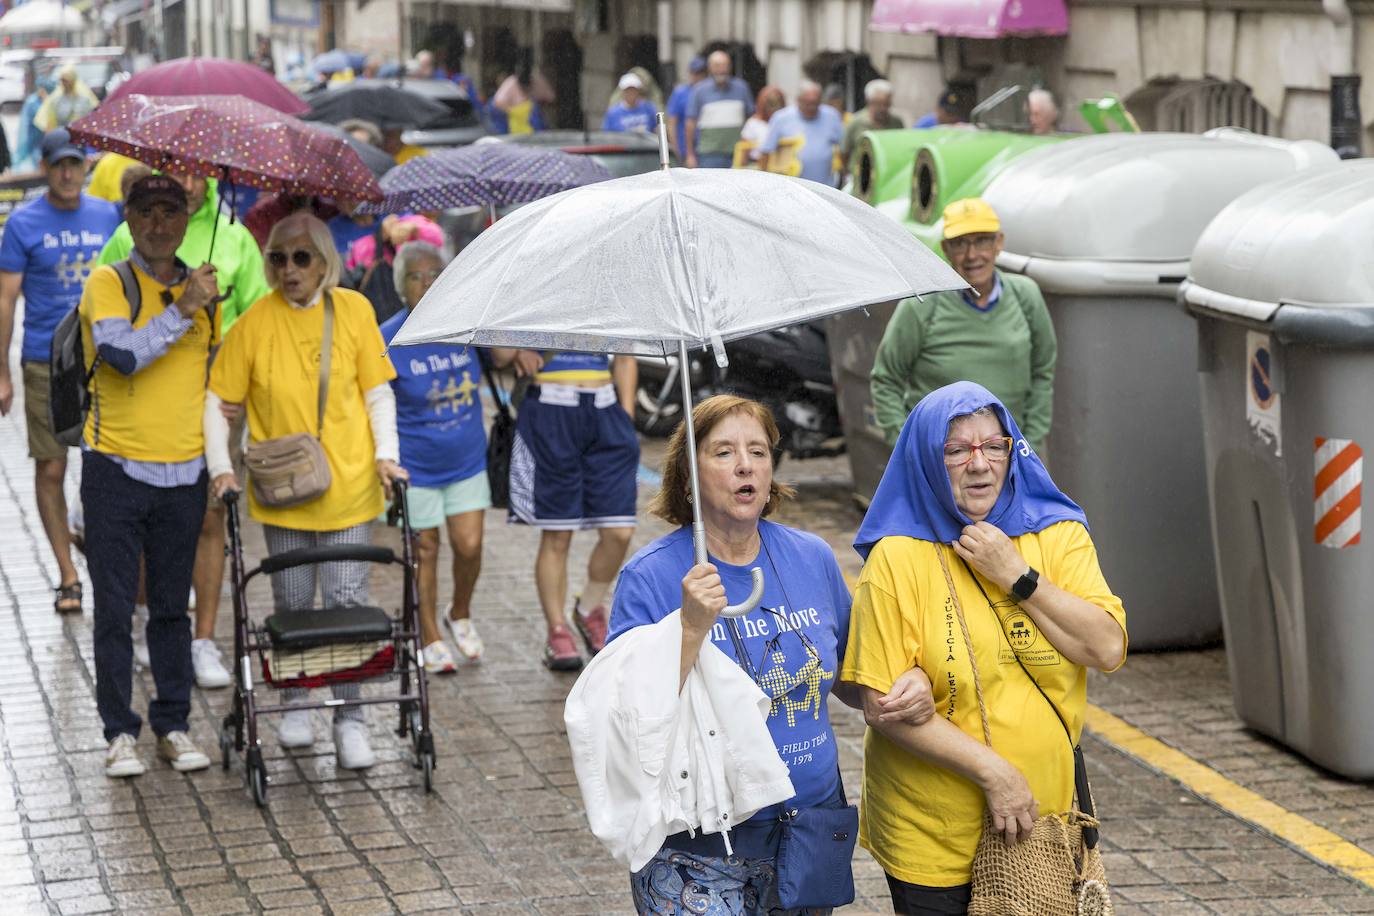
[885,874,972,915]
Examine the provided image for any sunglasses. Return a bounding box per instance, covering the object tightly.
[267,249,317,269]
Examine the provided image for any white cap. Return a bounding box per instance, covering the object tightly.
[618,72,643,91]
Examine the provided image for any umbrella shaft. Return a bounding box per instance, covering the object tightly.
[680,338,708,567]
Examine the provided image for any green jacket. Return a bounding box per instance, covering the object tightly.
[870,270,1057,445]
[97,179,270,335]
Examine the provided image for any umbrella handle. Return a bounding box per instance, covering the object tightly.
[719,567,765,618]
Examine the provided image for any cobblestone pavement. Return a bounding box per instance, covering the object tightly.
[1,396,1373,913]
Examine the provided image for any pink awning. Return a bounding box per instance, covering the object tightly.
[870,0,1068,39]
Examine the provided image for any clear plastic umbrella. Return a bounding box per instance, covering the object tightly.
[393,118,967,613]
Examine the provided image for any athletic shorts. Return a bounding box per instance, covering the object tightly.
[509,383,638,530]
[396,469,492,530]
[22,361,67,462]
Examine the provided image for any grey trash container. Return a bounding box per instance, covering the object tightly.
[982,131,1337,651]
[1182,160,1374,779]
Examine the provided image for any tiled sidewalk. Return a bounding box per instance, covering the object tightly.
[0,398,1370,913]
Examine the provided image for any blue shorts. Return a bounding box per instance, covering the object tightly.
[509,383,638,530]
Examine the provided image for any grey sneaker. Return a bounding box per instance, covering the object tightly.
[105,734,146,778]
[333,720,376,770]
[157,731,210,772]
[191,639,231,689]
[277,709,314,748]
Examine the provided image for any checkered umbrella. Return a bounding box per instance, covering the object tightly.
[68,94,383,202]
[356,142,613,215]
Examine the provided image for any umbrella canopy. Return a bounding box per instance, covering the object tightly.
[105,58,310,115]
[307,121,395,178]
[358,143,612,215]
[304,82,453,132]
[0,0,82,35]
[68,94,382,202]
[312,49,367,76]
[392,166,966,355]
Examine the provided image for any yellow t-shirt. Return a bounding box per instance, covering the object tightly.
[839,521,1127,887]
[393,144,429,165]
[80,263,219,461]
[209,288,397,531]
[87,152,143,203]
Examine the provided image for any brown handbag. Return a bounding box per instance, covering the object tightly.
[935,547,1113,916]
[244,293,335,508]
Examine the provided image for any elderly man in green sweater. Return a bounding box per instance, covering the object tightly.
[871,197,1057,449]
[98,173,269,690]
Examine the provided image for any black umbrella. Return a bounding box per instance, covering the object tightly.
[304,81,453,131]
[306,121,396,178]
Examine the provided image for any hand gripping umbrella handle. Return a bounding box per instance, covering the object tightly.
[719,567,765,618]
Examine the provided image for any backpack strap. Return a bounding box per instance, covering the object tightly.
[110,259,142,324]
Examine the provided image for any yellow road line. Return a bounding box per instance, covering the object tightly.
[1085,704,1374,889]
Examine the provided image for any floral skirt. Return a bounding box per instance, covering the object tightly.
[630,848,832,916]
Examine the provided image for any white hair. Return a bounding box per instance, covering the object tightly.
[263,213,341,293]
[864,79,893,101]
[798,79,822,97]
[392,240,445,302]
[1028,88,1058,114]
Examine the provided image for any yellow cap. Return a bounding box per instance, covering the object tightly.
[942,197,1001,239]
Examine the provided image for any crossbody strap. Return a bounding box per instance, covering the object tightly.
[475,348,511,422]
[317,292,334,437]
[955,554,1100,845]
[935,545,993,748]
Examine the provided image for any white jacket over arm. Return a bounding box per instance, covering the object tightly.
[564,610,795,872]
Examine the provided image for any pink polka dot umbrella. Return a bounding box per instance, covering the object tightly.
[67,93,382,203]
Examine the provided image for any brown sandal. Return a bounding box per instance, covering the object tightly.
[54,582,82,614]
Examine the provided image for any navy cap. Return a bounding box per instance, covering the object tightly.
[40,129,84,166]
[937,88,964,113]
[689,55,707,74]
[124,174,187,211]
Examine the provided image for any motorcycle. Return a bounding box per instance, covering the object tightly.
[634,321,845,462]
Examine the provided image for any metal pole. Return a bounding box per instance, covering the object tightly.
[656,111,670,171]
[678,337,708,566]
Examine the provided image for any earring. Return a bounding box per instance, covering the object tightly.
[686,491,693,504]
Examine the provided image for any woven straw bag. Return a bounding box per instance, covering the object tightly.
[936,547,1114,916]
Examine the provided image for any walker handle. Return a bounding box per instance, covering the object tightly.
[719,567,765,618]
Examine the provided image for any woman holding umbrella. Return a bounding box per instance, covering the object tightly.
[608,394,935,914]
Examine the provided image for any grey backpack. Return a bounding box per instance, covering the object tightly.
[47,260,140,447]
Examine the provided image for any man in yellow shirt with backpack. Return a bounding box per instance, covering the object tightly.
[78,175,223,778]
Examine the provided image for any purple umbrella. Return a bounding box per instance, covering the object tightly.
[104,58,309,115]
[356,142,613,215]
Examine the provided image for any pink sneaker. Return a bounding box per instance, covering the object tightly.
[543,624,583,672]
[573,599,609,655]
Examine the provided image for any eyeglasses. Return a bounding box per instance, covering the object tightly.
[943,436,1014,467]
[267,249,316,269]
[945,234,999,255]
[404,269,442,284]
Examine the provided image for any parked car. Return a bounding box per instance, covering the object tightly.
[1,46,128,106]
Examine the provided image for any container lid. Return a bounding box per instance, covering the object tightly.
[984,130,1338,264]
[1185,160,1374,317]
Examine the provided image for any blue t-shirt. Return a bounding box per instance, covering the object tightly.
[539,352,611,378]
[666,82,694,154]
[915,112,938,129]
[380,310,488,489]
[762,105,845,185]
[329,215,374,255]
[602,100,658,134]
[608,521,853,815]
[0,194,120,364]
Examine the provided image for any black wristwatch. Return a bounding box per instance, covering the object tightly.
[1010,567,1040,602]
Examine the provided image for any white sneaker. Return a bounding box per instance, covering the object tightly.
[191,639,232,689]
[333,719,376,770]
[444,615,484,661]
[277,709,315,748]
[157,731,210,772]
[423,640,456,675]
[105,734,146,778]
[132,604,150,670]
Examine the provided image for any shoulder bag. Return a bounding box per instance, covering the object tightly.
[721,534,858,910]
[244,292,335,508]
[476,349,513,510]
[936,547,1113,916]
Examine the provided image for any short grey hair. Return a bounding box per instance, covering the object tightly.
[392,240,445,302]
[1028,88,1058,115]
[946,405,1003,437]
[864,79,893,101]
[798,79,822,97]
[264,212,341,293]
[338,118,382,147]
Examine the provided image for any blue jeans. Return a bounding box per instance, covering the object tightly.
[82,451,205,741]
